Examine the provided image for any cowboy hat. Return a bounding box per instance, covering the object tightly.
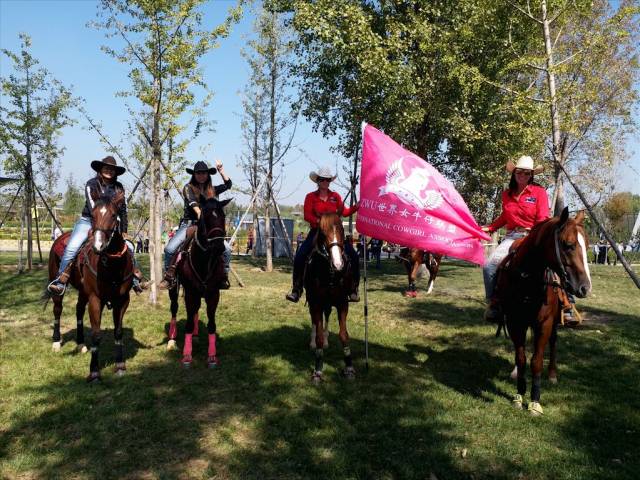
[91,156,126,176]
[186,161,217,175]
[506,155,544,175]
[309,166,337,183]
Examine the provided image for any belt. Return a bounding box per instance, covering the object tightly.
[507,227,530,234]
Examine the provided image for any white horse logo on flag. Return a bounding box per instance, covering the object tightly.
[378,158,444,210]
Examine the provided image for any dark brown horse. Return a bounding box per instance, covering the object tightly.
[497,207,591,415]
[47,191,134,382]
[305,213,355,382]
[398,248,442,297]
[167,198,230,368]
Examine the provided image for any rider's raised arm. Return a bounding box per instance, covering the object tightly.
[214,178,232,196]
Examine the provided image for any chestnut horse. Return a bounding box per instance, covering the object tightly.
[497,208,591,415]
[167,198,230,368]
[305,213,356,382]
[47,191,134,382]
[398,248,442,297]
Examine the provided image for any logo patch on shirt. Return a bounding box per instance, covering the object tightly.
[524,196,537,204]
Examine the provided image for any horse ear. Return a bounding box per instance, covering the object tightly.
[558,206,570,228]
[575,210,586,225]
[219,198,232,209]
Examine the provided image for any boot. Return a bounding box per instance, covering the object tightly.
[132,268,150,294]
[483,297,503,324]
[348,282,360,302]
[220,272,230,290]
[285,270,304,303]
[158,264,177,290]
[47,268,71,296]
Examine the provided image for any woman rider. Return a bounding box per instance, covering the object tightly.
[481,155,550,322]
[47,156,148,295]
[159,160,232,290]
[286,166,360,303]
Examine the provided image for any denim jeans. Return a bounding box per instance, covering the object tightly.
[482,231,526,301]
[57,217,92,276]
[164,221,231,273]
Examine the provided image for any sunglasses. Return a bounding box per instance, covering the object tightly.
[514,169,532,175]
[317,177,331,183]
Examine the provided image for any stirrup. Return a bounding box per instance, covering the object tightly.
[47,280,67,296]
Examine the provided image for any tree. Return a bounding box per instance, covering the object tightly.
[62,175,85,217]
[0,33,75,270]
[93,0,241,303]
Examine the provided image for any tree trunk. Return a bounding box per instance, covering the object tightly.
[265,203,273,272]
[32,187,43,264]
[25,164,33,271]
[18,198,25,273]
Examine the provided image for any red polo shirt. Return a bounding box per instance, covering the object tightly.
[488,184,550,233]
[303,190,358,229]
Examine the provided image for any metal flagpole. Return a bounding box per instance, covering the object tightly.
[363,234,369,371]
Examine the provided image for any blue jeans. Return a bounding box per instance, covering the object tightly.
[482,231,526,301]
[57,217,92,276]
[164,222,231,273]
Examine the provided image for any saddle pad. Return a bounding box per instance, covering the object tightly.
[52,232,71,258]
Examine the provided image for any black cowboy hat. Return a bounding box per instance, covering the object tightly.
[186,161,217,175]
[91,156,126,176]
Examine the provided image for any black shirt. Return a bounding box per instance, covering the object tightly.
[81,177,128,233]
[182,179,232,222]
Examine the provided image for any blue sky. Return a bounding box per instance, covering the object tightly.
[1,0,639,206]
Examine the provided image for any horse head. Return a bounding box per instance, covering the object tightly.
[197,197,230,252]
[317,213,345,271]
[550,207,592,298]
[91,190,124,254]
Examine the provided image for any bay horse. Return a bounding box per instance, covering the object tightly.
[398,248,442,297]
[305,212,356,382]
[497,207,591,415]
[47,191,134,382]
[167,198,230,368]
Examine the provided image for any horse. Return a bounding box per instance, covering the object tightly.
[304,212,356,382]
[47,191,134,382]
[398,248,442,297]
[167,198,230,368]
[497,207,591,415]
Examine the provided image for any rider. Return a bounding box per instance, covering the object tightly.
[482,155,550,322]
[285,166,360,303]
[159,160,232,290]
[47,156,148,295]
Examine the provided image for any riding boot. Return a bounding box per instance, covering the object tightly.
[220,272,230,290]
[159,254,180,290]
[47,266,72,296]
[285,269,304,303]
[348,281,360,302]
[132,268,150,294]
[483,297,503,324]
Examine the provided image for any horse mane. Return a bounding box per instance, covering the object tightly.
[318,212,341,233]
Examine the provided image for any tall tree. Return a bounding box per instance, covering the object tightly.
[93,0,241,303]
[0,33,75,270]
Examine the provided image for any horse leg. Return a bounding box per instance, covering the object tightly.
[310,306,324,382]
[181,290,200,368]
[509,322,527,409]
[337,304,355,379]
[167,286,179,350]
[406,262,419,298]
[548,321,559,384]
[193,311,200,338]
[529,318,553,416]
[75,293,88,353]
[113,295,130,376]
[87,296,103,383]
[52,296,63,352]
[323,305,330,348]
[205,290,220,368]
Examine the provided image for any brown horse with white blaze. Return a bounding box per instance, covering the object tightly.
[497,207,591,415]
[47,191,134,382]
[398,248,442,297]
[304,213,356,382]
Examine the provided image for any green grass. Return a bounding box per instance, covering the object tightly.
[0,254,639,480]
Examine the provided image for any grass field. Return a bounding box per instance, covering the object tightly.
[0,253,639,480]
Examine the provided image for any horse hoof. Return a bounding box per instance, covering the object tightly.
[207,356,220,368]
[114,363,126,376]
[167,339,177,351]
[309,341,316,350]
[78,344,88,354]
[182,356,192,368]
[86,372,101,384]
[549,375,558,385]
[512,394,523,410]
[342,366,356,379]
[528,401,544,416]
[52,341,62,352]
[510,366,518,380]
[311,371,323,384]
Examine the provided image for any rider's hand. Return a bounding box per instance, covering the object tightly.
[122,232,131,241]
[481,226,491,233]
[215,159,223,172]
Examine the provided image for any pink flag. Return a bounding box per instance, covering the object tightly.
[356,124,490,265]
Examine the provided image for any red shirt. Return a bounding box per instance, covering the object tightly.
[303,190,358,229]
[488,184,550,233]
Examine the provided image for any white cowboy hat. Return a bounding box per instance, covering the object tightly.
[309,166,337,183]
[506,155,544,174]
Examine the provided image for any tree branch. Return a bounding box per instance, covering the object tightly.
[508,0,543,24]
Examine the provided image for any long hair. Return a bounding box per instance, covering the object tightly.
[508,172,534,195]
[188,173,215,200]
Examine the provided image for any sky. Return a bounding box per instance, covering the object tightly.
[1,0,639,207]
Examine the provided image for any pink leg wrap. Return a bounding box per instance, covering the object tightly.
[169,318,177,339]
[193,314,199,336]
[183,333,193,357]
[208,333,217,357]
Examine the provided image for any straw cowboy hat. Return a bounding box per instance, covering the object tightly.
[91,156,126,176]
[506,155,544,175]
[309,166,337,183]
[186,161,217,175]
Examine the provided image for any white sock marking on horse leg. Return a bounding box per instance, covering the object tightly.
[426,280,434,294]
[577,233,592,292]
